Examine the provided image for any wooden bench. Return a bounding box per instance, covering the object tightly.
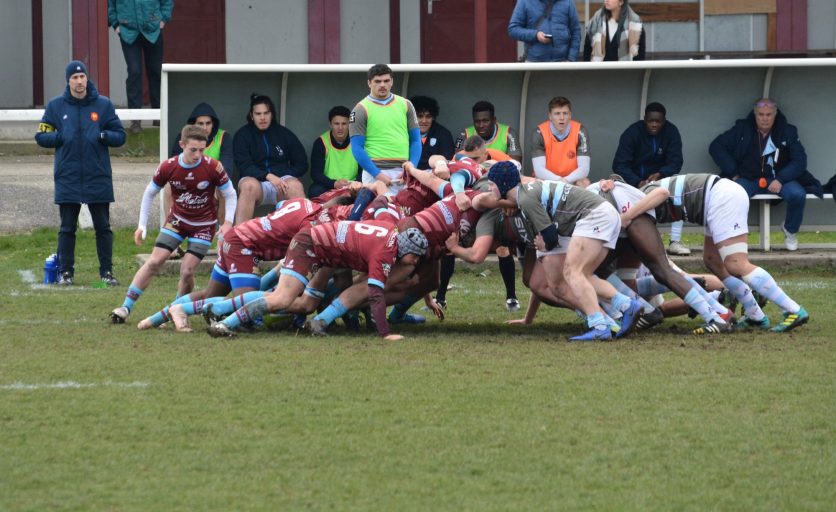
[751,193,833,250]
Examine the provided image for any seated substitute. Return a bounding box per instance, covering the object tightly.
[455,100,522,162]
[233,93,307,224]
[410,95,455,169]
[531,96,591,187]
[612,101,689,255]
[309,105,360,199]
[709,98,823,251]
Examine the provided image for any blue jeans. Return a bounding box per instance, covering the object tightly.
[58,203,113,277]
[736,177,806,233]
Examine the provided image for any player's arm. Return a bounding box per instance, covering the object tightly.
[472,192,501,212]
[218,181,237,234]
[406,101,422,167]
[136,180,163,245]
[446,232,494,264]
[404,161,452,198]
[517,190,559,250]
[506,126,522,161]
[35,104,61,148]
[563,126,590,184]
[620,187,669,227]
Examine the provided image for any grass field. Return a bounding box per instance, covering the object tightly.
[1,228,834,510]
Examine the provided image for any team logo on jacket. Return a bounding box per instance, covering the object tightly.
[90,112,99,122]
[566,150,576,159]
[197,180,210,190]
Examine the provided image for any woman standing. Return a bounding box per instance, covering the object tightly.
[583,0,645,61]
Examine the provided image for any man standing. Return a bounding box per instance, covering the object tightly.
[309,105,360,199]
[508,0,581,62]
[35,60,126,286]
[350,64,422,196]
[108,0,173,134]
[531,96,590,187]
[710,98,820,251]
[456,101,522,162]
[613,102,689,255]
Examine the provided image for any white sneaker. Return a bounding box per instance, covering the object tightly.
[110,306,129,324]
[782,226,798,251]
[505,298,521,312]
[667,240,691,255]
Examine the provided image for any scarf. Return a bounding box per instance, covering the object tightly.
[587,4,642,61]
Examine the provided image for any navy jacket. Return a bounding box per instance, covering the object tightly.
[170,102,234,172]
[508,0,581,62]
[232,121,308,185]
[612,120,683,188]
[418,121,455,169]
[36,81,125,204]
[709,111,822,195]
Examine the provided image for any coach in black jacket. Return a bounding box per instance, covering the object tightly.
[612,102,683,188]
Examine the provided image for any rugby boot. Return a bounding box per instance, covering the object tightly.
[769,307,809,333]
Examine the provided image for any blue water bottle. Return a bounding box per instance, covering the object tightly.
[43,253,58,284]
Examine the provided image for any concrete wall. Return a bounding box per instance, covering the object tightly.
[43,0,72,102]
[341,0,390,64]
[0,1,33,107]
[809,0,836,49]
[226,1,308,64]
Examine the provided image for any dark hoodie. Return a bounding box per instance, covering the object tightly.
[170,102,233,173]
[232,107,308,184]
[710,110,822,196]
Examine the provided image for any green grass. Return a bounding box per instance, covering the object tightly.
[667,230,836,247]
[1,229,834,510]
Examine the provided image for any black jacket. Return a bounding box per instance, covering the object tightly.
[612,120,682,187]
[232,120,307,184]
[169,102,233,173]
[418,121,455,169]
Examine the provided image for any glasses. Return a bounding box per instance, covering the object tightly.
[755,100,777,108]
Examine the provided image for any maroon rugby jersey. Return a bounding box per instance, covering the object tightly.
[234,198,330,261]
[410,189,485,251]
[153,155,229,224]
[391,167,438,217]
[447,157,483,188]
[309,220,398,287]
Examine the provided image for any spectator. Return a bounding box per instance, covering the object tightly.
[107,0,173,134]
[613,102,689,255]
[349,63,422,196]
[35,60,126,286]
[583,0,645,62]
[530,96,590,187]
[709,98,822,251]
[309,105,360,199]
[170,102,233,225]
[232,93,307,224]
[508,0,581,62]
[455,101,522,162]
[410,95,455,169]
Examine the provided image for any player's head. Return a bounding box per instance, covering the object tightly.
[410,95,440,135]
[66,60,88,99]
[396,227,428,262]
[328,105,351,141]
[753,97,778,134]
[487,161,521,199]
[460,135,488,163]
[179,124,208,164]
[367,64,394,99]
[547,96,573,132]
[471,101,496,139]
[248,93,277,130]
[643,102,667,135]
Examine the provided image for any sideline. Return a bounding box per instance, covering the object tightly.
[1,380,150,390]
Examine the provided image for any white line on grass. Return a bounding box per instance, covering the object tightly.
[18,269,38,284]
[0,380,150,391]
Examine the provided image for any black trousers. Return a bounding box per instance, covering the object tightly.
[58,203,113,277]
[120,32,164,109]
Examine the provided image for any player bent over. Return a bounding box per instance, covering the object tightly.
[623,173,808,333]
[111,125,236,324]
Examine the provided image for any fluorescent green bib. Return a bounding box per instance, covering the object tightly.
[465,123,509,153]
[321,131,358,181]
[360,96,409,160]
[204,129,224,160]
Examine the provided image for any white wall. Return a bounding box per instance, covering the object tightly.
[42,0,72,103]
[0,0,33,107]
[226,0,308,64]
[808,0,836,49]
[400,0,421,64]
[340,0,390,63]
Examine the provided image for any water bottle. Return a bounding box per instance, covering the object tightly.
[43,253,58,284]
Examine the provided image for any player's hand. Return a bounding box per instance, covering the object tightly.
[534,234,545,252]
[134,227,146,246]
[445,232,460,251]
[334,179,350,189]
[402,161,416,174]
[384,334,404,341]
[269,176,288,196]
[219,221,233,237]
[599,179,615,192]
[505,318,531,325]
[620,213,633,228]
[424,295,445,321]
[375,173,392,187]
[768,179,782,194]
[432,161,450,179]
[347,181,363,193]
[454,192,472,211]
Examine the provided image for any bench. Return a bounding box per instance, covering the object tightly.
[751,194,833,251]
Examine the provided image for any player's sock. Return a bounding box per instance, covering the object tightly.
[599,299,621,320]
[179,297,224,316]
[498,254,516,299]
[436,254,456,303]
[260,268,279,291]
[146,306,171,327]
[171,293,195,306]
[610,292,632,314]
[586,312,608,331]
[313,299,349,327]
[212,291,265,317]
[121,285,143,312]
[636,276,669,297]
[606,274,655,313]
[322,278,341,304]
[742,267,800,314]
[349,188,375,221]
[683,274,728,315]
[684,287,723,324]
[670,220,684,243]
[722,276,765,321]
[222,297,269,330]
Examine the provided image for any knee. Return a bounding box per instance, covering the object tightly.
[496,246,510,258]
[237,178,260,197]
[283,178,305,199]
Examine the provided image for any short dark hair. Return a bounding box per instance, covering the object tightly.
[472,100,495,118]
[410,95,440,118]
[367,64,393,81]
[548,96,572,111]
[328,105,351,121]
[181,124,208,144]
[248,93,277,125]
[463,135,486,153]
[645,102,667,116]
